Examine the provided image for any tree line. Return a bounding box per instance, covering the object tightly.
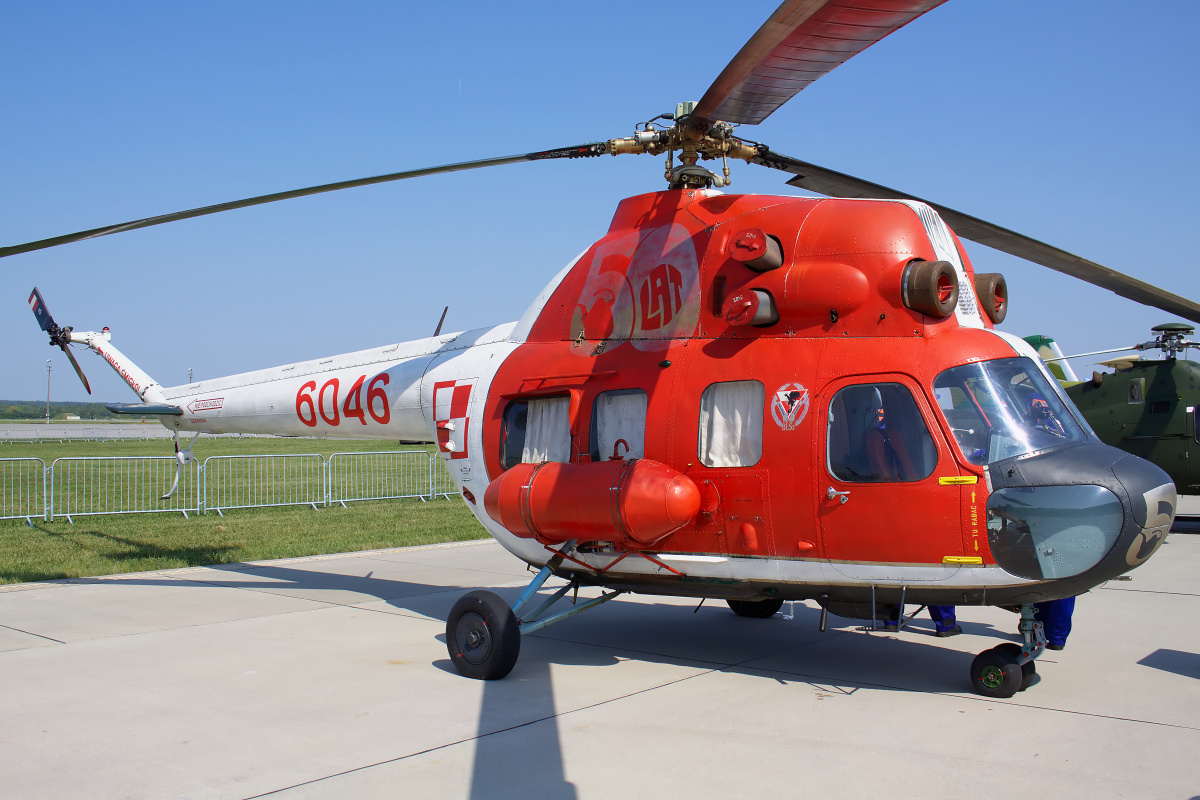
[0,401,120,420]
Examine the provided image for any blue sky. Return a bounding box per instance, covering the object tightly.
[2,0,1197,403]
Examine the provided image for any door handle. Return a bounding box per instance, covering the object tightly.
[826,486,850,504]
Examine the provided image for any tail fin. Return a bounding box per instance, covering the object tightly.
[1023,334,1080,382]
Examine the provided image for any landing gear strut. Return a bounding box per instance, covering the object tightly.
[969,604,1046,698]
[446,542,624,679]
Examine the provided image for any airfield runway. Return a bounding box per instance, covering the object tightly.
[1,538,1197,799]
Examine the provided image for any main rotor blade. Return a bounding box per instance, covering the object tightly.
[0,144,607,259]
[693,0,947,126]
[1043,347,1137,363]
[753,149,1200,324]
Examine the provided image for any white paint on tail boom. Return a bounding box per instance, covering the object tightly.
[67,329,168,404]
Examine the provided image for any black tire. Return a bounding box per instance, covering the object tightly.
[970,646,1023,698]
[903,260,959,318]
[726,598,785,618]
[446,590,521,680]
[994,642,1037,691]
[973,272,1008,324]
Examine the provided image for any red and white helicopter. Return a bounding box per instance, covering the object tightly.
[11,0,1199,698]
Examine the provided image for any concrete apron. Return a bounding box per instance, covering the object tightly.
[1,537,1197,799]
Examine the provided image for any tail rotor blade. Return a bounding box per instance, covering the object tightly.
[28,287,57,333]
[60,345,92,395]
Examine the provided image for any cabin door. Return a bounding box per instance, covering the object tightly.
[817,375,964,579]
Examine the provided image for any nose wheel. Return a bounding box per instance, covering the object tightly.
[969,604,1045,698]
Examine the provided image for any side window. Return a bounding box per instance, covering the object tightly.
[501,401,528,469]
[827,383,935,482]
[501,396,571,468]
[698,380,764,467]
[591,389,648,461]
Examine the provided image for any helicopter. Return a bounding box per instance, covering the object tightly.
[8,0,1199,700]
[1026,324,1200,506]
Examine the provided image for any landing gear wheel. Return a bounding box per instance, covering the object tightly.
[994,642,1038,691]
[446,590,521,680]
[726,598,785,618]
[970,647,1024,698]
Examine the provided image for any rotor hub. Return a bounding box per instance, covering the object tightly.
[1138,323,1198,360]
[605,102,763,189]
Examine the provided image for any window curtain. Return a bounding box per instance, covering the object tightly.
[698,381,764,467]
[595,390,647,460]
[522,396,571,463]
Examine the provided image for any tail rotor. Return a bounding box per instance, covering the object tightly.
[29,287,92,394]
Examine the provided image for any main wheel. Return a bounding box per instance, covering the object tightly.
[994,642,1038,691]
[726,598,785,618]
[970,647,1024,698]
[446,590,521,680]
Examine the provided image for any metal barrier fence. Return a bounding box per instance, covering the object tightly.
[204,454,326,515]
[0,425,283,443]
[51,457,200,521]
[431,456,459,500]
[0,451,459,522]
[328,451,433,506]
[0,426,176,442]
[0,458,48,523]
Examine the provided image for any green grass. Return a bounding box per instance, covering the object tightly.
[0,438,488,585]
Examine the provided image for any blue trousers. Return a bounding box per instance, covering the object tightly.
[1033,598,1075,647]
[929,605,957,632]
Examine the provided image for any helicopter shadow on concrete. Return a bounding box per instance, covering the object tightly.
[1137,649,1200,681]
[60,561,583,798]
[71,560,1021,797]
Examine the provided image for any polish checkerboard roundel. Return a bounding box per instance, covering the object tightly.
[771,383,809,431]
[434,378,475,459]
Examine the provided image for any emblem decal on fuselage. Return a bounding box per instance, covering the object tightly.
[570,222,699,354]
[771,383,809,431]
[433,378,475,460]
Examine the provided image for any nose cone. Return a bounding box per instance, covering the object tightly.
[1111,455,1176,568]
[986,442,1176,598]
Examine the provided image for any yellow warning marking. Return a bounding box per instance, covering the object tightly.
[943,556,984,565]
[938,476,978,485]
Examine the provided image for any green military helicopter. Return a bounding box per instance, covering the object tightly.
[1026,324,1199,518]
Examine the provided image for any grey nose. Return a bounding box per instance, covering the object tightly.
[1112,455,1175,567]
[985,443,1175,595]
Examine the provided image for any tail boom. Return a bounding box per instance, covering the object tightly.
[156,324,517,441]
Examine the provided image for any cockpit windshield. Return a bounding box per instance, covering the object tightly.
[933,357,1088,465]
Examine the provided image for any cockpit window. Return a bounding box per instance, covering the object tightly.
[827,383,936,482]
[933,357,1087,465]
